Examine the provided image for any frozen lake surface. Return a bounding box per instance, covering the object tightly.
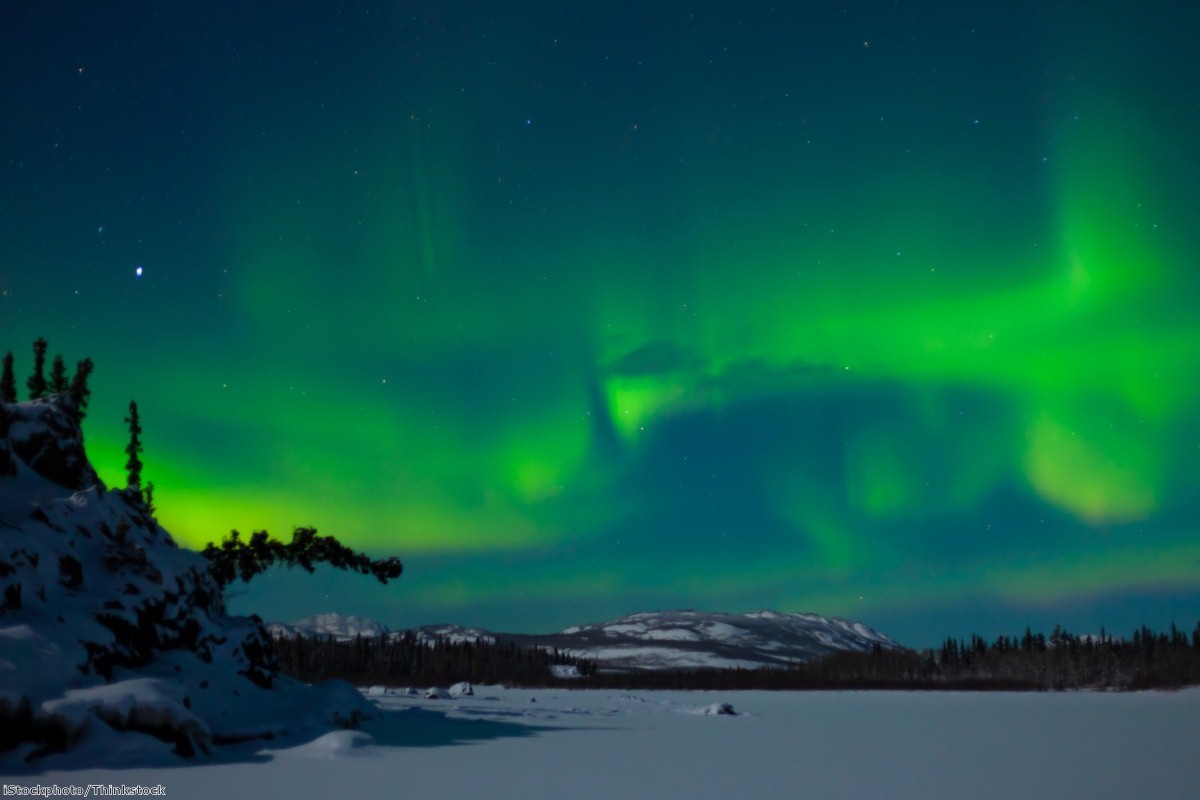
[17,687,1200,799]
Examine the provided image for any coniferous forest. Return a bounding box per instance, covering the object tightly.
[271,631,596,688]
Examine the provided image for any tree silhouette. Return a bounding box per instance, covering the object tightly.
[49,355,69,394]
[0,351,15,403]
[26,338,47,399]
[142,481,156,516]
[201,527,403,593]
[68,358,94,421]
[124,400,143,490]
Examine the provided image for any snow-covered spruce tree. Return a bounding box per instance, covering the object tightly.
[68,357,94,421]
[0,351,15,403]
[49,355,69,394]
[142,480,156,516]
[124,400,143,490]
[26,337,48,399]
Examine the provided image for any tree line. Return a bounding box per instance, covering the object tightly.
[914,622,1200,690]
[270,620,1200,691]
[272,631,594,688]
[590,621,1200,691]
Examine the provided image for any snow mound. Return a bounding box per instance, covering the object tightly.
[695,702,738,716]
[41,679,212,757]
[276,729,372,759]
[550,664,583,679]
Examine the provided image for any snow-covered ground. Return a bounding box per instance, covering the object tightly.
[12,687,1199,799]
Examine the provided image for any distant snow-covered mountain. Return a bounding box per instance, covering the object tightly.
[517,609,899,671]
[409,623,496,645]
[270,608,899,671]
[268,613,495,645]
[268,612,391,640]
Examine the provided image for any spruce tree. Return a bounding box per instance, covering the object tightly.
[201,527,403,591]
[142,481,156,517]
[49,355,69,394]
[124,400,143,490]
[0,351,15,403]
[26,338,48,399]
[68,358,94,420]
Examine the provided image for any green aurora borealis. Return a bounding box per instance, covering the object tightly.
[2,2,1198,644]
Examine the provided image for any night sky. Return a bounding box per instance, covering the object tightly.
[3,2,1198,646]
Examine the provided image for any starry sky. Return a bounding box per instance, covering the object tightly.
[2,1,1198,647]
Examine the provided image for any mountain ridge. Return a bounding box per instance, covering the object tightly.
[270,608,901,671]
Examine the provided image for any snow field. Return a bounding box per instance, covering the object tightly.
[17,687,1200,800]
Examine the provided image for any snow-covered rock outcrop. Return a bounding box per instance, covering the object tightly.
[0,396,373,767]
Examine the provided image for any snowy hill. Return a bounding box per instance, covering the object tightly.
[0,395,373,767]
[269,614,495,645]
[268,612,391,641]
[515,609,899,670]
